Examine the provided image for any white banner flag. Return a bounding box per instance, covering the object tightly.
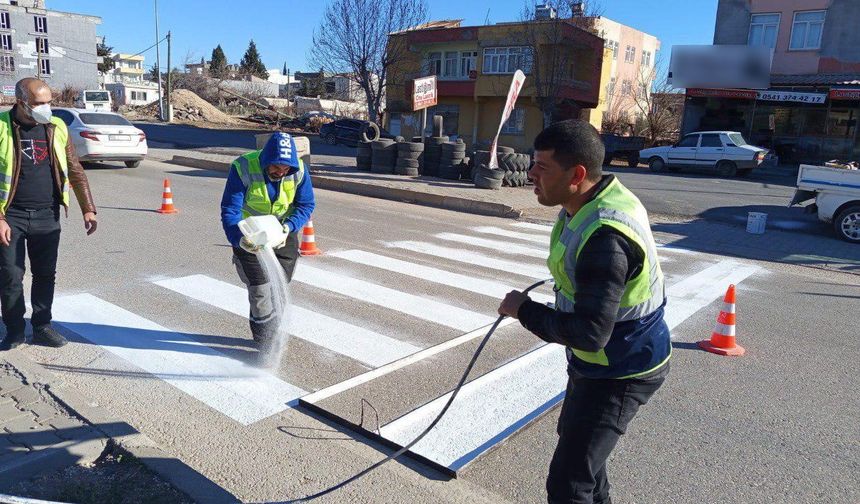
[489,70,527,169]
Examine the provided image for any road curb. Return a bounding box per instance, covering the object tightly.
[1,352,238,504]
[167,155,524,219]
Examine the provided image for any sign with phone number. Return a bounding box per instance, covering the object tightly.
[756,91,826,104]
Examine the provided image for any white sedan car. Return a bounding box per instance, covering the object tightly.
[52,108,147,168]
[638,131,767,177]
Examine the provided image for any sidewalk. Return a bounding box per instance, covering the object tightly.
[0,351,237,502]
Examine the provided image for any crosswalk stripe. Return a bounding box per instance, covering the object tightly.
[374,259,761,471]
[386,241,550,280]
[52,293,305,426]
[154,275,420,368]
[294,265,496,331]
[329,250,554,304]
[435,233,546,259]
[511,222,554,233]
[471,226,550,246]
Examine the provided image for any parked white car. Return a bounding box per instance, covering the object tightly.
[638,131,767,177]
[52,108,147,168]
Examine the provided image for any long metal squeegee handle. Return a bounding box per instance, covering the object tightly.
[289,277,554,502]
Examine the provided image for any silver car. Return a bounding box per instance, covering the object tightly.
[638,131,767,177]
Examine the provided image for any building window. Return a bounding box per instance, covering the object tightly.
[641,50,651,67]
[36,37,47,54]
[621,79,632,95]
[460,51,477,77]
[443,51,458,78]
[0,54,13,72]
[0,12,10,30]
[424,104,460,136]
[624,45,636,63]
[0,33,10,51]
[608,76,616,97]
[39,58,50,75]
[425,52,442,76]
[748,13,780,48]
[482,46,533,74]
[790,10,825,50]
[501,108,525,134]
[131,91,147,101]
[638,82,648,96]
[610,41,618,60]
[34,15,47,34]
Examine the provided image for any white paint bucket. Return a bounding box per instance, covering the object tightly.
[746,212,767,234]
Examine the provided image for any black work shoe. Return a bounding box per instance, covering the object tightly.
[32,325,68,348]
[0,333,25,351]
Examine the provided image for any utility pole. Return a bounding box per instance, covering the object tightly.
[166,31,172,122]
[154,0,164,121]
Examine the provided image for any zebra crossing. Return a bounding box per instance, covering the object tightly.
[49,219,761,472]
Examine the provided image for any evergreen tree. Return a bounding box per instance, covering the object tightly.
[210,45,228,79]
[97,39,114,73]
[239,40,269,79]
[282,62,288,77]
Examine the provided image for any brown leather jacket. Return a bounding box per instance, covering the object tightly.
[0,106,97,220]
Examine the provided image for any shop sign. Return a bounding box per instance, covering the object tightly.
[412,76,437,111]
[686,88,757,99]
[1,85,13,97]
[756,90,826,104]
[830,88,860,100]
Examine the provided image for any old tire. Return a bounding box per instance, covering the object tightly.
[395,136,406,143]
[648,157,666,173]
[477,165,505,180]
[395,166,419,176]
[834,205,860,243]
[362,122,381,142]
[475,173,503,190]
[717,160,737,177]
[396,159,420,169]
[398,142,425,153]
[124,160,141,168]
[497,146,515,154]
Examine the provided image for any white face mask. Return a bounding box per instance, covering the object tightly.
[26,103,52,124]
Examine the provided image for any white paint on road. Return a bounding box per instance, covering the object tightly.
[154,275,419,368]
[435,233,546,258]
[329,250,553,304]
[373,259,762,471]
[511,222,554,233]
[294,265,496,331]
[471,226,550,246]
[52,293,305,425]
[385,241,550,280]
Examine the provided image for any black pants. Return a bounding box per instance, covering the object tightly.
[232,232,299,342]
[546,363,669,504]
[0,207,61,338]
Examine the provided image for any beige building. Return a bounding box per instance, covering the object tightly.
[102,53,159,106]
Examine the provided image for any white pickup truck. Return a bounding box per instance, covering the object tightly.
[790,164,860,243]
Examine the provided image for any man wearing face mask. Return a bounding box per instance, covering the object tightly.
[220,132,315,357]
[0,78,97,351]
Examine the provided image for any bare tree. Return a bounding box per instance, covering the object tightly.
[516,0,605,127]
[627,57,683,146]
[310,0,428,121]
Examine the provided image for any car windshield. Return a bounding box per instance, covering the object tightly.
[727,133,748,146]
[84,91,110,102]
[78,113,132,126]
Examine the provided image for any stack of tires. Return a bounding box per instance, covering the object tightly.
[395,141,423,176]
[356,141,372,171]
[473,164,504,190]
[439,140,467,180]
[423,136,448,177]
[370,138,397,174]
[498,152,531,187]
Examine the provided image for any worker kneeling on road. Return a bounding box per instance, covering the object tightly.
[498,120,670,504]
[220,132,315,351]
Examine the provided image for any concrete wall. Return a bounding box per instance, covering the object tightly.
[0,5,101,91]
[714,0,860,75]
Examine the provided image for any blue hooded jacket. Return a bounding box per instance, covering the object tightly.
[220,133,316,247]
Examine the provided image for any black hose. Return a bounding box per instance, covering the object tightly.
[289,278,554,502]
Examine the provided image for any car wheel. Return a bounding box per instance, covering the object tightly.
[717,160,738,177]
[325,134,337,146]
[648,157,666,173]
[834,205,860,243]
[124,160,141,168]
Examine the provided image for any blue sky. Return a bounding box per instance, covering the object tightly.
[51,0,718,74]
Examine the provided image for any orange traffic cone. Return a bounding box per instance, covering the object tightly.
[698,285,744,356]
[157,178,178,214]
[299,220,322,256]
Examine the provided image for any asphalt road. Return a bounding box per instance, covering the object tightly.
[6,157,857,503]
[137,123,820,235]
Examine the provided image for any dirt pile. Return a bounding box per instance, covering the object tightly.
[132,89,237,125]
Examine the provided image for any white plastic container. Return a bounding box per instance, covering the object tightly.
[746,212,767,234]
[238,215,287,249]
